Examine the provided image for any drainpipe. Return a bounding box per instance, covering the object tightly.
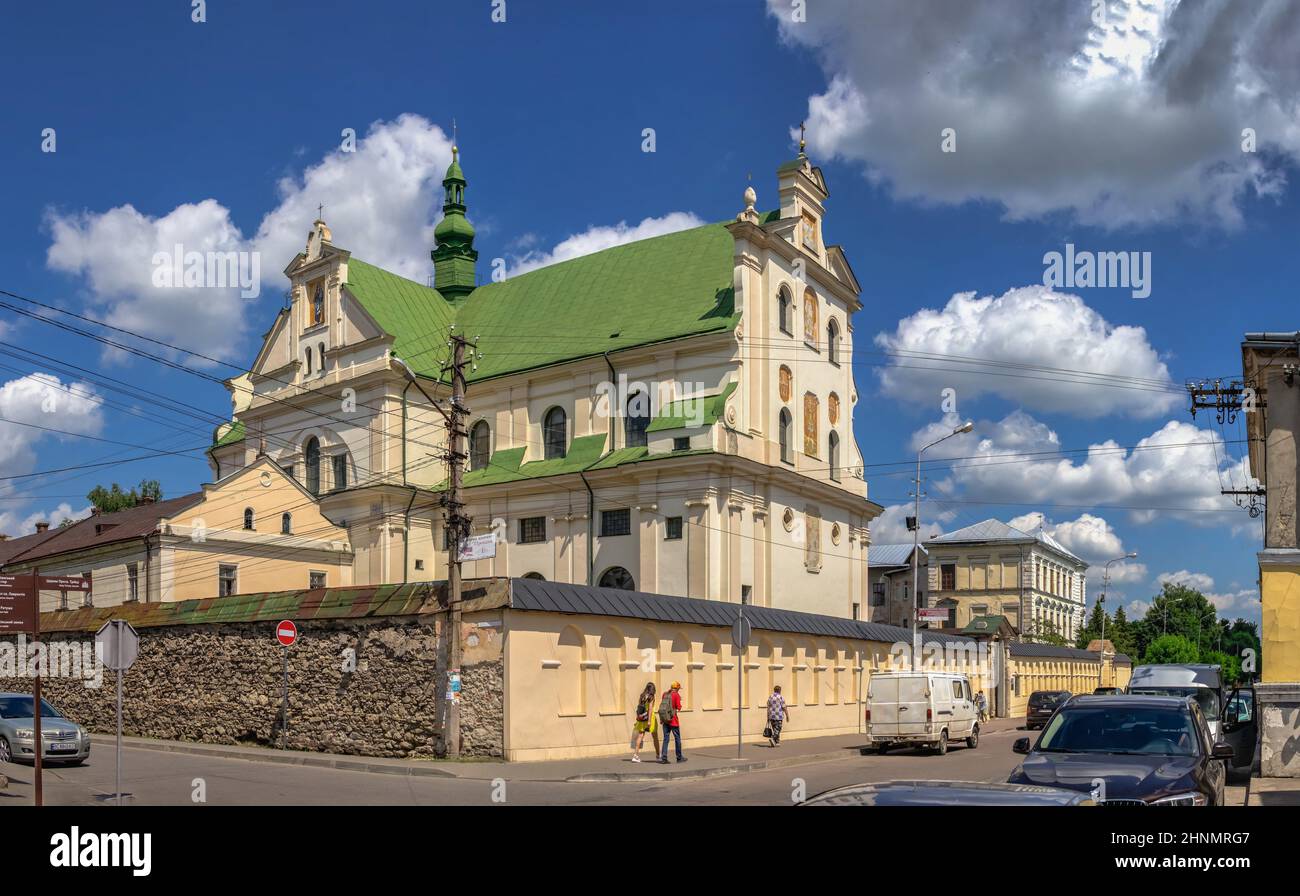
[402,487,417,584]
[141,534,152,603]
[578,351,621,586]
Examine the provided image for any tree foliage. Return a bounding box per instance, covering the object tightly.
[1143,633,1200,665]
[86,479,163,514]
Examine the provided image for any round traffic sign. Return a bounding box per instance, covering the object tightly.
[731,615,752,650]
[276,620,298,647]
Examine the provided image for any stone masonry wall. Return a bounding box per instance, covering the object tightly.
[0,615,504,759]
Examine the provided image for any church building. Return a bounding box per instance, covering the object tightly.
[209,141,883,620]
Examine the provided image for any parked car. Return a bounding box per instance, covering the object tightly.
[0,693,91,766]
[1127,663,1224,738]
[800,780,1095,806]
[865,671,979,755]
[1025,690,1072,730]
[1093,686,1122,695]
[1008,694,1231,805]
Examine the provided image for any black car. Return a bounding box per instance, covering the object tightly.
[1008,694,1232,805]
[1025,690,1071,730]
[1093,687,1122,695]
[800,780,1095,806]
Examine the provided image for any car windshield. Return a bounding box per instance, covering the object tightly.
[1030,693,1065,707]
[1128,686,1219,721]
[1038,705,1200,757]
[0,696,62,719]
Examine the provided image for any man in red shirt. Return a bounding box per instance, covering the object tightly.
[658,681,686,764]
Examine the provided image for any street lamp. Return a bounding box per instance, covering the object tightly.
[1098,552,1137,686]
[912,420,973,671]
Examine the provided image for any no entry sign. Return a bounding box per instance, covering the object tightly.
[276,620,298,647]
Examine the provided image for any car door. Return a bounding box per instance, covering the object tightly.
[1221,688,1257,770]
[1193,703,1226,805]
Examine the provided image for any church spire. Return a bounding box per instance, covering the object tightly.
[432,140,478,302]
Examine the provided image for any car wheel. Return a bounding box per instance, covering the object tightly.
[934,730,948,755]
[64,759,86,767]
[0,736,11,764]
[966,725,979,749]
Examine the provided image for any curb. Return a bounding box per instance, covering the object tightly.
[109,736,458,779]
[565,748,857,783]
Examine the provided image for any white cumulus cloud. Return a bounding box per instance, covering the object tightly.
[769,0,1300,228]
[45,114,455,361]
[877,285,1178,418]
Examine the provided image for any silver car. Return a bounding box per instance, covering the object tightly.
[0,693,91,765]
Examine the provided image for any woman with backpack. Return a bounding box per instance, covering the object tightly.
[631,682,659,762]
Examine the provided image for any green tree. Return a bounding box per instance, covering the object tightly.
[1143,633,1200,664]
[1110,605,1136,659]
[1200,649,1242,686]
[1076,600,1109,650]
[1134,584,1217,658]
[87,479,163,514]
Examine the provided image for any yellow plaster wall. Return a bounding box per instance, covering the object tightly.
[1261,565,1300,682]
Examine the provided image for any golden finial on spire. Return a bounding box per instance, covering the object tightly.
[799,120,807,154]
[452,117,458,158]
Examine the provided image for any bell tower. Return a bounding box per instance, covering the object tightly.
[432,143,479,302]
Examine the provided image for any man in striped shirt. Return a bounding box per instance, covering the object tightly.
[767,685,790,746]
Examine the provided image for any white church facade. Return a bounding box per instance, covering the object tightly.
[209,144,883,620]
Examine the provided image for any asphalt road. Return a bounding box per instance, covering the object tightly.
[0,724,1249,806]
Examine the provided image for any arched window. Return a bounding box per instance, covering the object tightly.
[828,431,841,481]
[470,420,491,471]
[305,437,321,495]
[779,408,793,463]
[802,287,818,345]
[318,342,326,374]
[599,566,636,591]
[778,286,792,335]
[304,348,312,376]
[243,508,254,531]
[625,392,650,448]
[312,284,324,324]
[827,319,841,365]
[523,572,546,581]
[281,512,292,535]
[543,407,567,460]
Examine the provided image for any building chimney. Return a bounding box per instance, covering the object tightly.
[141,495,156,505]
[35,521,50,534]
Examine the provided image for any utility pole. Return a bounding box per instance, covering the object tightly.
[393,330,476,762]
[441,332,472,760]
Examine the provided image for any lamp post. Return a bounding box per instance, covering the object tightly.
[912,421,973,671]
[1098,552,1137,686]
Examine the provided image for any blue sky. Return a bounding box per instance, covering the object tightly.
[3,0,1298,625]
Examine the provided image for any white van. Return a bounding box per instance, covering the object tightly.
[865,671,979,755]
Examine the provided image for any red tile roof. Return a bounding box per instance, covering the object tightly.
[0,493,202,569]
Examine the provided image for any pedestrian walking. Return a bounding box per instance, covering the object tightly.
[765,684,790,746]
[630,682,659,762]
[975,689,988,722]
[657,681,686,764]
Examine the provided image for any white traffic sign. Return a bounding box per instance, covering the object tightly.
[276,620,298,647]
[95,620,140,671]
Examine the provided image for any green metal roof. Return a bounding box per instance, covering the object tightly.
[457,433,608,487]
[646,381,736,433]
[342,219,744,383]
[343,258,456,371]
[212,419,245,448]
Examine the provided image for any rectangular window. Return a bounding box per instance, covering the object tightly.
[741,585,752,605]
[332,455,347,490]
[414,559,425,571]
[600,509,631,537]
[673,436,690,452]
[127,562,139,602]
[518,516,546,544]
[309,571,326,589]
[219,564,238,597]
[282,463,295,481]
[941,564,956,590]
[665,516,683,540]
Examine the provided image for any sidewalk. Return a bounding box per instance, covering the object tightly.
[107,716,1026,784]
[1246,776,1300,806]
